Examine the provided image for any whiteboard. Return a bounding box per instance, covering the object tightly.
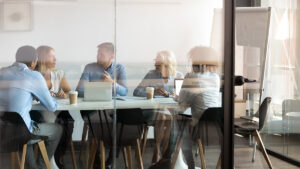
[235,7,271,104]
[235,7,271,48]
[210,7,271,104]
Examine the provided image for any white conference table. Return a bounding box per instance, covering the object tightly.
[32,97,179,111]
[31,97,190,169]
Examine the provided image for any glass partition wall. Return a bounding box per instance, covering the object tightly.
[113,1,225,169]
[260,0,300,166]
[0,0,231,169]
[234,0,300,168]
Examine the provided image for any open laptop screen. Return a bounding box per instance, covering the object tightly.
[174,78,184,96]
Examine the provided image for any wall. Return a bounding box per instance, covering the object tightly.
[0,0,222,64]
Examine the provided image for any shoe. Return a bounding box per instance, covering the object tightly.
[148,158,171,169]
[106,154,112,166]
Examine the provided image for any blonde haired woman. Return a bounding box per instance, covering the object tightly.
[133,50,183,163]
[134,50,183,97]
[150,46,221,169]
[33,45,73,169]
[36,46,70,98]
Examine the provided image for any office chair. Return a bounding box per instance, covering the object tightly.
[0,112,51,169]
[234,97,273,169]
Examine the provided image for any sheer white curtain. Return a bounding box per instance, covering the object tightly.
[261,0,299,123]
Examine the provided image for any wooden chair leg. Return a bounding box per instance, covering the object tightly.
[85,138,90,169]
[19,144,27,169]
[37,141,51,169]
[122,147,129,168]
[79,123,88,161]
[197,139,206,169]
[126,146,133,169]
[11,152,16,169]
[136,139,144,169]
[70,139,78,169]
[88,138,98,169]
[141,126,149,157]
[253,130,273,169]
[15,151,21,169]
[170,136,183,169]
[100,140,105,169]
[216,153,221,169]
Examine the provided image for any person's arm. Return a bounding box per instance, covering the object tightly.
[115,65,128,96]
[133,71,158,97]
[32,73,57,112]
[133,74,151,97]
[177,74,194,109]
[76,66,89,97]
[57,76,71,98]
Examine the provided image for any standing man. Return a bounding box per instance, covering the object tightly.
[0,46,63,169]
[76,42,128,96]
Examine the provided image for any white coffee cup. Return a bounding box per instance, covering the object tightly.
[146,87,154,100]
[69,91,78,105]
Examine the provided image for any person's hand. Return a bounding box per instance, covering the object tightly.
[50,91,55,97]
[173,95,179,101]
[101,71,114,83]
[56,90,66,99]
[154,88,169,97]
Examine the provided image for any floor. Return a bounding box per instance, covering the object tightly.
[1,134,300,169]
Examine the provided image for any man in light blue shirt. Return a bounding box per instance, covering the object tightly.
[0,46,62,169]
[76,42,128,96]
[76,42,128,168]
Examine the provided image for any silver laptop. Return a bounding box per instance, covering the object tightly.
[84,82,112,101]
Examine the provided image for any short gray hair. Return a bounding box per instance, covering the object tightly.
[97,42,114,54]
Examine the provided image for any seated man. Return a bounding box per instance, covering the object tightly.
[76,42,127,97]
[76,42,128,168]
[149,46,221,169]
[0,46,63,169]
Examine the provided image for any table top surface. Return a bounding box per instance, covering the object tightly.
[32,96,179,111]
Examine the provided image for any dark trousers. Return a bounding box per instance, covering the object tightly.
[30,110,74,168]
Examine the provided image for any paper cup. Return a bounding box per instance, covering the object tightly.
[146,87,154,100]
[69,91,78,105]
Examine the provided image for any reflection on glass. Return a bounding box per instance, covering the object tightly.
[0,0,225,169]
[260,0,300,164]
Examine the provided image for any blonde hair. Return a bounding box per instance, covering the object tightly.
[188,46,219,73]
[36,45,54,74]
[155,50,177,76]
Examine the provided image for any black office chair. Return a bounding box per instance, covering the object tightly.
[193,108,223,169]
[86,109,146,169]
[234,97,273,169]
[0,112,51,169]
[170,108,223,169]
[115,108,147,169]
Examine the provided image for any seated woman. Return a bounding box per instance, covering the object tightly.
[36,46,70,99]
[33,45,73,168]
[133,50,183,163]
[150,46,221,169]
